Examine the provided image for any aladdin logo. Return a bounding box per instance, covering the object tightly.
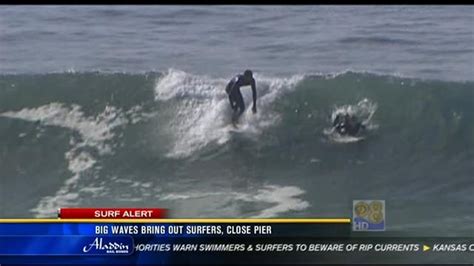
[83,237,130,254]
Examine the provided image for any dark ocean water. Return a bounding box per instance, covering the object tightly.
[1,6,473,81]
[0,6,473,237]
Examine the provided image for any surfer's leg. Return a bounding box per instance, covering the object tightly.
[235,90,245,117]
[228,92,239,124]
[228,94,238,112]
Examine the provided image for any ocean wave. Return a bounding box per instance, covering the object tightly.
[0,102,153,217]
[0,70,472,230]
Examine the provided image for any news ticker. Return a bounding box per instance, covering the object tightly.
[0,217,472,264]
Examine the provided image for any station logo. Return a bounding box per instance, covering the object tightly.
[352,200,385,231]
[82,237,131,254]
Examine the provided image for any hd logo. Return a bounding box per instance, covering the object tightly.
[352,200,385,231]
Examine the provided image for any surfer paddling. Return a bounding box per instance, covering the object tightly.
[225,69,257,125]
[333,113,366,136]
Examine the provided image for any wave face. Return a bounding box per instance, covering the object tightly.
[0,70,473,236]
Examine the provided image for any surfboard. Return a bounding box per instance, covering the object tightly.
[230,113,241,129]
[324,127,365,143]
[228,122,242,132]
[226,119,247,134]
[231,120,239,129]
[333,134,365,143]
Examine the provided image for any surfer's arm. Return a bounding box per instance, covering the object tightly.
[251,79,257,113]
[225,82,233,95]
[226,76,239,95]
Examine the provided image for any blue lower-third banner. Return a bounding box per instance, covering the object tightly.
[0,235,134,256]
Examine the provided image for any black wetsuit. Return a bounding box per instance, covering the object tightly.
[333,114,365,136]
[225,74,256,119]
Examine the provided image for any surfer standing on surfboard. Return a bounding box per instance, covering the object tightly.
[225,69,257,125]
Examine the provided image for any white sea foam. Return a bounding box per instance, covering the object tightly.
[158,184,309,218]
[241,185,310,218]
[1,103,127,154]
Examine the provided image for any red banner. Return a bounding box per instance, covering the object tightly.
[58,208,167,219]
